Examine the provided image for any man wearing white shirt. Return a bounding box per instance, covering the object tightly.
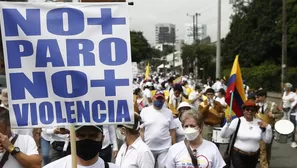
[140,90,176,168]
[44,125,120,168]
[0,108,41,168]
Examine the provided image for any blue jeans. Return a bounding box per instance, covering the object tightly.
[41,137,51,166]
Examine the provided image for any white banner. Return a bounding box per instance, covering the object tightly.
[0,2,134,128]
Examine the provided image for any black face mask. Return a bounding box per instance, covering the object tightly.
[76,139,102,161]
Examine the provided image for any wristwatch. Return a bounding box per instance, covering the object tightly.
[10,147,20,156]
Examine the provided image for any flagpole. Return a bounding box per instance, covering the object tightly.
[228,91,234,126]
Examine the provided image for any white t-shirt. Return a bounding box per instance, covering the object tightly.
[140,105,176,151]
[143,88,152,99]
[189,91,201,110]
[215,97,227,107]
[220,117,272,152]
[44,155,120,168]
[282,91,295,108]
[162,140,226,168]
[1,134,39,168]
[174,118,185,143]
[12,129,33,137]
[115,137,155,168]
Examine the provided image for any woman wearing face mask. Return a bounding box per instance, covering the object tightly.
[175,102,192,143]
[220,100,272,168]
[162,109,226,168]
[115,113,155,168]
[134,88,148,113]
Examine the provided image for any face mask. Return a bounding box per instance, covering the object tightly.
[184,127,200,141]
[154,100,164,109]
[76,139,102,161]
[116,128,126,141]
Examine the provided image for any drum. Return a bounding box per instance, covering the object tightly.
[212,127,230,144]
[274,120,295,143]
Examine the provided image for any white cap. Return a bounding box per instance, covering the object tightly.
[146,82,153,87]
[177,102,192,111]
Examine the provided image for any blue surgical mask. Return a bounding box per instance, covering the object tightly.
[154,100,164,109]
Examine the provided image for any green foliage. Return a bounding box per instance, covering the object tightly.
[223,0,297,67]
[181,43,216,79]
[130,31,151,63]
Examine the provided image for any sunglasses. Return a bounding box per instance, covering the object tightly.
[245,107,257,112]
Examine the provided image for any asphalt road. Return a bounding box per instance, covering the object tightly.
[218,93,297,168]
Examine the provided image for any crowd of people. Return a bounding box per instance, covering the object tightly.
[0,73,296,168]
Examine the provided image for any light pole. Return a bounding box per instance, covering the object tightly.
[187,13,196,43]
[216,0,221,79]
[281,0,287,91]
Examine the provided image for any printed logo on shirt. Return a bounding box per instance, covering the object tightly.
[180,155,210,168]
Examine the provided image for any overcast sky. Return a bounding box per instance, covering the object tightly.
[128,0,233,45]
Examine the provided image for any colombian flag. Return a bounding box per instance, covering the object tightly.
[225,55,247,117]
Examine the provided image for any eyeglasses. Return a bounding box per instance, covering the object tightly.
[245,108,257,112]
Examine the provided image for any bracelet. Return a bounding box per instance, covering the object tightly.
[8,146,15,153]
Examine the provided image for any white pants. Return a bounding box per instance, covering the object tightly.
[151,148,168,168]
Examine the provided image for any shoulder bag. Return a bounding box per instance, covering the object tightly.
[184,140,198,168]
[223,118,241,168]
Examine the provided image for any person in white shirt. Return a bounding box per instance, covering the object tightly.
[162,109,226,168]
[0,107,41,168]
[40,128,53,166]
[143,82,153,105]
[220,100,272,168]
[115,113,155,168]
[0,88,34,137]
[49,127,71,162]
[280,83,295,120]
[99,125,118,162]
[212,78,222,95]
[44,125,120,168]
[215,88,227,110]
[189,85,204,110]
[140,90,176,168]
[175,102,193,143]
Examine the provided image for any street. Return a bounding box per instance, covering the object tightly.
[219,140,297,168]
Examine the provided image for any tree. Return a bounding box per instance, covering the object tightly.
[181,43,216,78]
[130,31,151,63]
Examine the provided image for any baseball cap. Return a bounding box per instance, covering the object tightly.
[154,90,165,99]
[75,125,103,132]
[177,102,192,111]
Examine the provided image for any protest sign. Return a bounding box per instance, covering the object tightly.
[0,2,134,128]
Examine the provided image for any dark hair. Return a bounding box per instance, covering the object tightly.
[218,88,226,96]
[205,88,215,94]
[256,89,267,97]
[0,107,10,125]
[133,88,141,95]
[173,84,183,92]
[168,77,175,83]
[195,85,201,91]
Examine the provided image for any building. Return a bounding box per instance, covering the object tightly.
[157,51,183,74]
[155,23,176,44]
[184,23,207,44]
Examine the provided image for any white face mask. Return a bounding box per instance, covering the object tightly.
[184,127,200,141]
[116,128,125,141]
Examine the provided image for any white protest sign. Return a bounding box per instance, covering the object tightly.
[0,2,134,128]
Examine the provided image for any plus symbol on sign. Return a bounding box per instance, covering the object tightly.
[90,70,129,96]
[87,8,126,35]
